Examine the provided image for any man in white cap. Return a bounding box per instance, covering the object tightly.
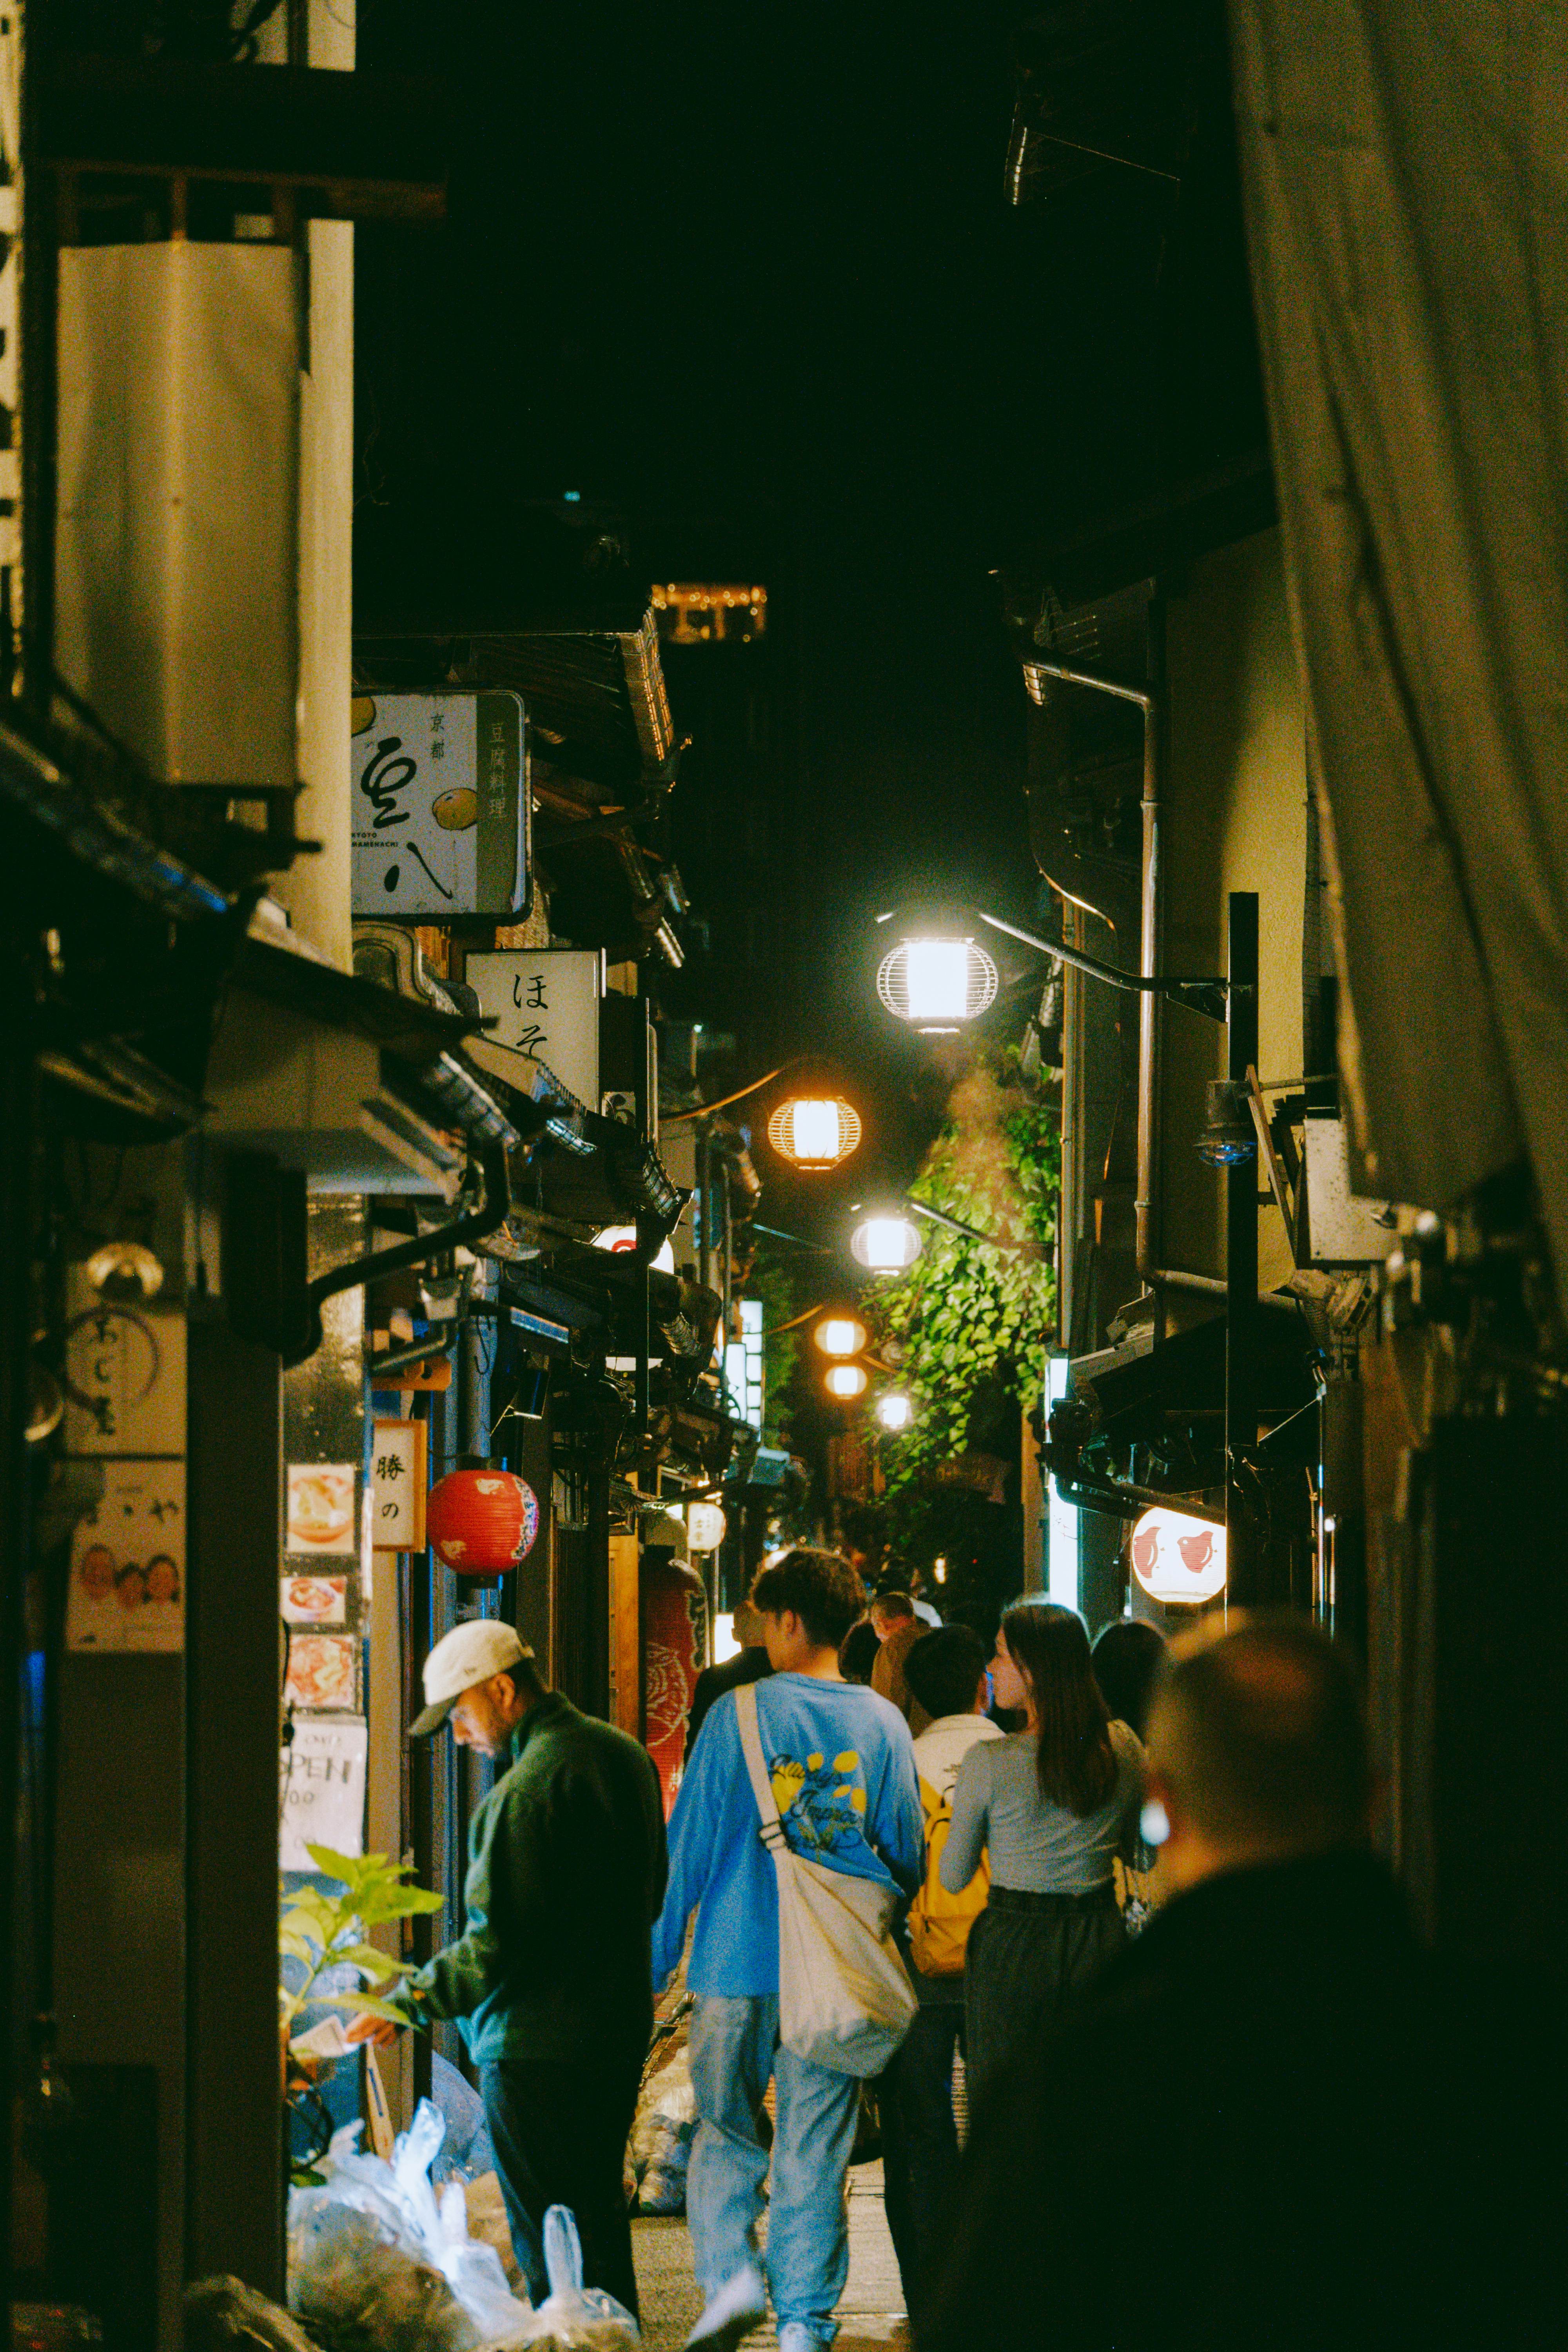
[349,1618,666,2316]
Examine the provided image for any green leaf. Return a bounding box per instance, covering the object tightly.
[336,1942,402,1982]
[319,1992,413,2024]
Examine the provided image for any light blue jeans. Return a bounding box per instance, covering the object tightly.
[687,1993,861,2344]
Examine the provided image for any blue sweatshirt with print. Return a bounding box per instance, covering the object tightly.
[652,1671,923,1996]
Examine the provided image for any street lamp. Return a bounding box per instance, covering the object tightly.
[875,1390,914,1432]
[824,1362,869,1401]
[766,1095,863,1170]
[850,1212,924,1272]
[813,1313,869,1357]
[876,933,999,1032]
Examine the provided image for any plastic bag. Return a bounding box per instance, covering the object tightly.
[509,2207,638,2352]
[629,2045,695,2215]
[288,2101,533,2350]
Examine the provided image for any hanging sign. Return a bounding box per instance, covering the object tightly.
[370,1418,426,1553]
[64,1269,186,1456]
[464,947,601,1105]
[1130,1506,1227,1604]
[351,690,528,916]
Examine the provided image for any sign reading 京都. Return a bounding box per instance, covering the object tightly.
[351,691,528,917]
[464,947,602,1107]
[1130,1505,1227,1604]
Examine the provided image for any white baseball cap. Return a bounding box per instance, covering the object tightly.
[410,1620,534,1737]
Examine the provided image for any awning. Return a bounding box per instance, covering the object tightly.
[1230,0,1568,1280]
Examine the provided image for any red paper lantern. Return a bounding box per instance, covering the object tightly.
[426,1470,542,1574]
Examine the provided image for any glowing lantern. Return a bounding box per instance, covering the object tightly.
[427,1470,542,1574]
[813,1314,869,1357]
[1129,1506,1227,1604]
[593,1225,676,1272]
[824,1363,869,1400]
[851,1214,922,1272]
[877,935,999,1032]
[875,1391,914,1432]
[686,1501,728,1553]
[766,1096,862,1169]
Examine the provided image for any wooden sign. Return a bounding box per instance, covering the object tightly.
[370,1418,426,1553]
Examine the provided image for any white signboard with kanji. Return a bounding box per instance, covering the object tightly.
[351,690,528,916]
[370,1419,426,1552]
[464,947,601,1107]
[64,1270,186,1457]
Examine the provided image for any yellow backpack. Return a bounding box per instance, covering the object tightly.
[907,1771,989,1978]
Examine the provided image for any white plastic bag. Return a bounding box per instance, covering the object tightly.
[288,2102,533,2347]
[510,2207,638,2352]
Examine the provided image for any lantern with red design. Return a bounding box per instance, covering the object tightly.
[426,1469,542,1574]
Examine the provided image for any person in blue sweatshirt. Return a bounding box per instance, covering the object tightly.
[653,1548,922,2352]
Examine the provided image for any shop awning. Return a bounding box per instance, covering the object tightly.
[1230,0,1568,1280]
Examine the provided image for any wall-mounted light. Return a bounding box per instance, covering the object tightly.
[1195,1079,1256,1168]
[1130,1505,1227,1603]
[593,1224,677,1272]
[875,1391,914,1432]
[813,1314,869,1357]
[876,935,999,1032]
[824,1362,869,1401]
[851,1213,923,1272]
[766,1095,863,1170]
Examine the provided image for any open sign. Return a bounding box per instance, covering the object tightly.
[1130,1506,1227,1604]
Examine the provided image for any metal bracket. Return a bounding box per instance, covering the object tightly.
[292,1142,511,1366]
[977,911,1230,1025]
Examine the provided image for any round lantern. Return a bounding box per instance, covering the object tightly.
[427,1469,542,1573]
[875,1390,915,1432]
[824,1362,869,1401]
[851,1213,923,1273]
[813,1314,869,1357]
[1130,1505,1227,1604]
[686,1501,728,1553]
[876,935,999,1032]
[766,1096,863,1170]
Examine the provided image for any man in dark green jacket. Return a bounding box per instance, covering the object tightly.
[352,1619,666,2314]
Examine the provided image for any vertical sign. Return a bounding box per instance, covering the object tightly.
[464,947,602,1106]
[1045,1353,1081,1609]
[351,690,528,916]
[370,1418,426,1552]
[64,1265,187,1652]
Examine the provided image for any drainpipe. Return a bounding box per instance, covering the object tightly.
[1025,652,1228,1320]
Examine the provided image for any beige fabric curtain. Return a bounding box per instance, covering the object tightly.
[1229,1,1568,1279]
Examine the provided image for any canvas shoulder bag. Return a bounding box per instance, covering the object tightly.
[735,1681,916,2077]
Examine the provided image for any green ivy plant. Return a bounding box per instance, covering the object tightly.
[279,1844,444,2045]
[864,1044,1058,1588]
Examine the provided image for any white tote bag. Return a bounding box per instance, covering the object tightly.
[735,1682,917,2077]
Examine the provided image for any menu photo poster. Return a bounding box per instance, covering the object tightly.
[286,1463,358,1557]
[67,1460,186,1653]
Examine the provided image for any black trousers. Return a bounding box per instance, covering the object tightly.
[479,2056,644,2319]
[879,1998,965,2328]
[964,1886,1125,2125]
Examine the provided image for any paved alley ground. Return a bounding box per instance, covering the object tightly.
[633,2163,907,2352]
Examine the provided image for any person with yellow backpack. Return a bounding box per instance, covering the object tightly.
[877,1627,1002,2329]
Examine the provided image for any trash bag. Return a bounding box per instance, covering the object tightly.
[628,2045,695,2215]
[508,2207,638,2352]
[288,2101,532,2350]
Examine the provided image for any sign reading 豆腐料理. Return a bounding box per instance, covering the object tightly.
[350,691,529,916]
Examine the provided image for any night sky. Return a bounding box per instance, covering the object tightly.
[358,0,1261,1223]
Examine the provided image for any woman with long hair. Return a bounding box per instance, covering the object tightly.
[940,1601,1147,2114]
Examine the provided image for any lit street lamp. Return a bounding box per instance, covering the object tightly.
[812,1312,868,1357]
[875,1390,914,1432]
[766,1094,863,1171]
[850,1212,923,1272]
[876,932,999,1032]
[824,1362,869,1401]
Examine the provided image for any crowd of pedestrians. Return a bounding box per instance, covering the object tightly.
[352,1548,1537,2352]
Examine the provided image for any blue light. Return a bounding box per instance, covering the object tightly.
[563,491,582,503]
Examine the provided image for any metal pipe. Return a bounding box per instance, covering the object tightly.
[1225,894,1261,1599]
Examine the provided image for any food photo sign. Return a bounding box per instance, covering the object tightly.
[350,690,529,917]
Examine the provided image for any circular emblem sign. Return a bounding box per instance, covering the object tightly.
[1130,1506,1227,1604]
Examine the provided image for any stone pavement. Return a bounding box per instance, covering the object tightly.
[633,2161,907,2352]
